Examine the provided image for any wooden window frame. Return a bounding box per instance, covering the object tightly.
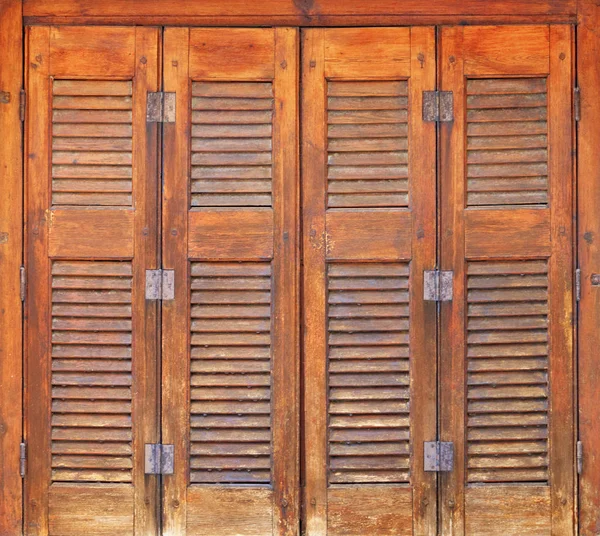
[1,0,599,534]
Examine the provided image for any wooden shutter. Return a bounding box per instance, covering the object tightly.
[162,28,299,536]
[302,28,437,535]
[439,25,575,535]
[25,27,160,535]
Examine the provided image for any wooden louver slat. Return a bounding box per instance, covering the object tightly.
[327,81,409,209]
[466,260,549,484]
[52,80,133,207]
[191,82,274,208]
[328,263,411,484]
[466,78,548,207]
[51,261,133,483]
[190,262,272,484]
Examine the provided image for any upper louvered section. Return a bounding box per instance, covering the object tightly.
[327,81,409,209]
[52,80,133,207]
[467,261,549,484]
[466,78,548,207]
[190,262,272,484]
[191,82,274,208]
[327,263,410,485]
[51,261,133,483]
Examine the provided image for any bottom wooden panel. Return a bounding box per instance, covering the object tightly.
[186,487,273,536]
[49,484,134,536]
[327,486,412,536]
[465,485,551,535]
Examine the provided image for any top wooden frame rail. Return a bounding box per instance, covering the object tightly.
[23,0,578,25]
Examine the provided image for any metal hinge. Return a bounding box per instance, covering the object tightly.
[145,269,175,300]
[424,270,453,302]
[423,91,454,122]
[145,444,174,475]
[577,441,583,475]
[576,268,581,302]
[20,90,26,122]
[424,441,454,472]
[20,442,26,477]
[574,87,581,122]
[20,265,26,302]
[147,92,175,123]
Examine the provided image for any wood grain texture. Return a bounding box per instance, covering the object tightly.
[22,0,578,25]
[465,486,551,535]
[188,209,274,260]
[326,210,411,261]
[465,208,551,258]
[327,487,412,536]
[186,488,273,536]
[463,25,550,76]
[577,1,600,532]
[0,1,23,534]
[49,484,134,536]
[49,208,134,258]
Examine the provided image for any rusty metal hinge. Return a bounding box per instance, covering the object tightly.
[574,87,581,122]
[424,270,453,302]
[577,441,583,475]
[20,266,26,302]
[20,90,26,122]
[147,92,175,123]
[20,442,26,478]
[145,269,175,300]
[575,268,581,302]
[424,441,454,472]
[145,444,174,475]
[423,91,453,122]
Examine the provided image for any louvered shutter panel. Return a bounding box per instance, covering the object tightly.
[440,25,575,535]
[302,28,437,536]
[162,28,299,536]
[25,27,160,536]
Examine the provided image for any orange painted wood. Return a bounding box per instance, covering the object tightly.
[188,209,274,260]
[578,0,600,532]
[302,27,437,535]
[25,25,161,535]
[162,27,299,536]
[0,1,23,534]
[22,0,577,25]
[440,24,575,535]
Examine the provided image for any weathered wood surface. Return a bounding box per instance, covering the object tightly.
[0,1,23,534]
[23,0,577,24]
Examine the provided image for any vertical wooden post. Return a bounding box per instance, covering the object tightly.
[578,1,600,533]
[0,1,23,535]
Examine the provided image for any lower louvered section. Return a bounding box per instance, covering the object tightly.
[466,78,548,207]
[327,81,409,209]
[467,261,549,484]
[190,262,272,484]
[52,80,133,207]
[327,263,411,485]
[51,261,133,483]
